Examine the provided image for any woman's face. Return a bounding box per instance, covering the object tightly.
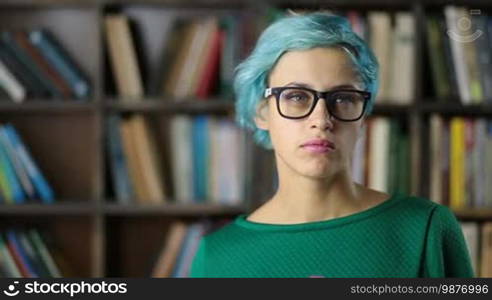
[255,47,365,180]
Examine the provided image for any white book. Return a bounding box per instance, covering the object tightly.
[460,222,479,277]
[444,6,471,104]
[175,18,216,99]
[170,116,193,203]
[0,59,26,102]
[352,124,366,185]
[368,117,390,192]
[390,12,415,104]
[473,119,486,207]
[368,12,392,102]
[218,120,244,205]
[208,117,220,204]
[430,114,443,204]
[485,121,492,207]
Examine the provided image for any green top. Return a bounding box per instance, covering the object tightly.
[190,192,474,278]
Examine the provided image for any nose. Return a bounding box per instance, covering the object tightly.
[308,97,334,130]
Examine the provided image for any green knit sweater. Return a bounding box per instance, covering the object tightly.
[190,192,474,278]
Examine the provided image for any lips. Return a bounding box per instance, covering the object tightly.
[301,139,336,154]
[301,139,336,149]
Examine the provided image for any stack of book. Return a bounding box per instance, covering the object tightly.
[0,123,54,204]
[352,116,411,195]
[460,222,492,278]
[104,13,251,100]
[0,29,91,102]
[429,114,492,209]
[0,228,64,277]
[106,114,245,205]
[426,6,492,104]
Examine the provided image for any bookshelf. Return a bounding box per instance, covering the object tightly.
[0,0,491,277]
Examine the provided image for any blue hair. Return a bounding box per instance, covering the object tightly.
[233,12,379,150]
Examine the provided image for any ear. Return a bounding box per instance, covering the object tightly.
[254,100,269,130]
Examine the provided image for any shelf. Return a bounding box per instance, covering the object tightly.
[419,102,492,115]
[453,208,492,220]
[0,202,95,216]
[105,98,235,113]
[372,103,416,114]
[0,101,98,113]
[104,203,247,216]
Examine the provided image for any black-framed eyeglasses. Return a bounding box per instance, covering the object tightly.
[264,86,371,122]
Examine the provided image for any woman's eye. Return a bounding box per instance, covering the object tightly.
[287,93,308,101]
[335,97,354,104]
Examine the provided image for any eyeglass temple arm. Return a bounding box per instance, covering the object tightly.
[264,88,272,98]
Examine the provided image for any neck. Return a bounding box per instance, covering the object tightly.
[269,157,364,224]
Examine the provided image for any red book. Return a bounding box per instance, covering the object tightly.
[196,28,224,99]
[14,31,73,99]
[6,239,32,277]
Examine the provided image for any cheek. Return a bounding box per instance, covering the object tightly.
[335,126,360,154]
[269,118,298,150]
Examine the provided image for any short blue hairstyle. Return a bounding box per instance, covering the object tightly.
[233,12,379,150]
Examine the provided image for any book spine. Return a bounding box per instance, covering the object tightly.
[29,30,90,100]
[4,124,54,203]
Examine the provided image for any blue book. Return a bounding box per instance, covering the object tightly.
[17,230,51,277]
[107,115,134,203]
[29,29,90,100]
[0,127,36,200]
[192,116,209,202]
[4,124,54,203]
[6,229,37,277]
[173,223,204,277]
[0,131,26,204]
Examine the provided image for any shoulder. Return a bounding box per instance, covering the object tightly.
[198,218,245,247]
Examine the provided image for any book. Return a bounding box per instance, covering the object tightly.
[0,126,36,201]
[430,114,444,204]
[129,115,166,204]
[450,117,466,209]
[367,117,390,192]
[29,29,91,100]
[460,222,479,277]
[120,116,148,203]
[389,12,415,104]
[480,222,492,277]
[0,130,26,204]
[104,14,144,100]
[0,57,26,102]
[27,229,61,277]
[4,124,54,203]
[368,12,392,102]
[106,115,134,204]
[0,233,21,277]
[13,31,72,99]
[170,115,194,204]
[151,221,187,277]
[6,229,37,277]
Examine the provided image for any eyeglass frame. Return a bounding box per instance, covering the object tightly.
[264,86,371,122]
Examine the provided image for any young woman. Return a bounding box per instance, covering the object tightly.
[190,12,474,278]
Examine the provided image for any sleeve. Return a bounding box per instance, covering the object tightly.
[421,205,475,277]
[189,238,206,278]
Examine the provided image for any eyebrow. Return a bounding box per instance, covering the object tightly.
[283,81,359,90]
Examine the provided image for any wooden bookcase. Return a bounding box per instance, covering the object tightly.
[0,0,491,277]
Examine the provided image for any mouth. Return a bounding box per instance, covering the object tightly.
[301,140,336,154]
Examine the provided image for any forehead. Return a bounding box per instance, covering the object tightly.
[267,47,360,88]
